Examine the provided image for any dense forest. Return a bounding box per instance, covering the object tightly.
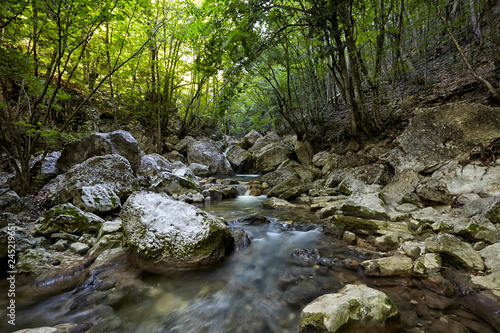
[1,0,499,194]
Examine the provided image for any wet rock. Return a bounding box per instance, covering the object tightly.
[56,130,142,174]
[221,186,239,199]
[233,213,270,225]
[12,323,91,333]
[360,256,413,277]
[45,154,138,206]
[299,284,402,333]
[454,217,498,244]
[384,103,500,173]
[276,184,310,201]
[262,197,296,210]
[290,248,321,266]
[138,154,172,177]
[425,234,484,270]
[189,163,210,177]
[122,191,233,271]
[35,203,104,236]
[416,177,452,205]
[230,229,251,251]
[72,184,121,214]
[342,231,357,245]
[187,140,233,175]
[341,187,389,220]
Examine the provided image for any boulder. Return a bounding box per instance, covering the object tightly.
[341,186,388,220]
[312,151,333,168]
[254,142,294,173]
[360,256,413,277]
[187,140,233,175]
[425,234,484,270]
[35,203,104,236]
[299,284,401,333]
[480,243,500,272]
[325,164,390,188]
[149,172,199,195]
[261,168,300,187]
[484,197,500,223]
[416,177,452,205]
[262,197,296,210]
[0,190,34,214]
[173,136,196,154]
[226,145,254,173]
[385,103,500,173]
[45,154,138,206]
[248,132,282,153]
[189,163,210,177]
[294,140,314,166]
[73,185,121,214]
[453,217,498,244]
[267,178,301,198]
[121,192,233,271]
[233,213,271,225]
[381,170,421,206]
[242,129,263,148]
[138,154,172,177]
[56,130,142,174]
[445,163,500,196]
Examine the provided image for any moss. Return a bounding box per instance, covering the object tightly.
[300,312,329,329]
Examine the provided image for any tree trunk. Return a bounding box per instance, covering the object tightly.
[106,22,118,131]
[432,0,500,100]
[485,0,500,70]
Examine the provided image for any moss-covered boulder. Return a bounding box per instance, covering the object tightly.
[340,186,388,220]
[454,216,498,244]
[299,284,402,332]
[149,171,199,195]
[73,185,121,214]
[121,191,233,271]
[35,203,104,236]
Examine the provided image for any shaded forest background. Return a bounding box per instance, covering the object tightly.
[1,0,499,194]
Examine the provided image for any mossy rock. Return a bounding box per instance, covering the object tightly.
[35,203,104,236]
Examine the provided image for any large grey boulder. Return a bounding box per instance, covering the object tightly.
[148,172,199,195]
[299,284,401,333]
[121,192,233,271]
[325,164,390,188]
[261,167,300,187]
[242,129,263,148]
[254,142,294,173]
[384,103,500,173]
[425,234,484,270]
[294,140,314,166]
[248,132,282,153]
[35,203,104,236]
[73,185,121,214]
[45,154,138,206]
[445,163,500,196]
[226,145,254,173]
[138,154,172,177]
[187,140,233,175]
[56,130,142,174]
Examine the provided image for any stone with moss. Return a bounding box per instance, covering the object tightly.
[73,185,121,214]
[121,191,233,272]
[424,233,484,271]
[35,203,104,236]
[299,284,402,332]
[454,216,498,244]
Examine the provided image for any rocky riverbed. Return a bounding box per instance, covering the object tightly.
[1,102,500,332]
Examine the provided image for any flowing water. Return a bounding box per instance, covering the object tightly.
[2,179,498,332]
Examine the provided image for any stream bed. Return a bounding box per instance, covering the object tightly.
[2,186,497,332]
